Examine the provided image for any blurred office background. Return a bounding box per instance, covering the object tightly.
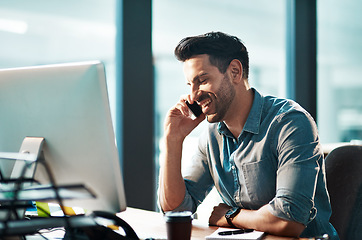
[0,0,361,212]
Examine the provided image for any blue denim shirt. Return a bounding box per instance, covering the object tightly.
[173,89,339,239]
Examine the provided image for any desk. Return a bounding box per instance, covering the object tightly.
[118,207,307,240]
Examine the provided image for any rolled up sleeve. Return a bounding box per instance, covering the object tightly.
[167,189,198,213]
[269,189,317,225]
[268,111,322,225]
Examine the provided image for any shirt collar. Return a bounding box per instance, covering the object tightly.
[217,88,263,136]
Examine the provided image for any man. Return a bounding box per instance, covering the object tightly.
[158,32,339,239]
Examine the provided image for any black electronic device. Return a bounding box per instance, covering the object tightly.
[185,101,202,118]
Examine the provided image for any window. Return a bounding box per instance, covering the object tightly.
[0,0,117,122]
[317,0,362,143]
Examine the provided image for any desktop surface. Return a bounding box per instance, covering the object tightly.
[118,207,313,240]
[118,207,216,240]
[10,207,318,239]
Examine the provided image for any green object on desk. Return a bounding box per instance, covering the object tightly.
[36,201,50,217]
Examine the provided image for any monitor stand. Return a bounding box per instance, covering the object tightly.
[0,137,45,221]
[10,137,45,181]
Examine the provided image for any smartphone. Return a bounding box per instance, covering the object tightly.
[185,101,202,118]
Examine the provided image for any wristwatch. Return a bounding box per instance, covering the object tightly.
[225,207,241,228]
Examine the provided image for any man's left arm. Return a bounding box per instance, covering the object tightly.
[209,203,305,237]
[209,110,323,237]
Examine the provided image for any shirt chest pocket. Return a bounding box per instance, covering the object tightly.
[242,159,276,206]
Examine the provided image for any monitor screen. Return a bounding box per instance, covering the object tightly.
[0,61,126,214]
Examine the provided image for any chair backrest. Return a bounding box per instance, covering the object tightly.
[324,145,362,240]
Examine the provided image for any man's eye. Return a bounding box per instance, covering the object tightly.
[200,79,207,83]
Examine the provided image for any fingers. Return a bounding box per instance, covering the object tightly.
[174,101,191,117]
[209,204,232,227]
[185,95,193,104]
[176,95,194,118]
[165,95,205,135]
[218,203,230,208]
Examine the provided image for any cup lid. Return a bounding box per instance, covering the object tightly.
[164,211,193,222]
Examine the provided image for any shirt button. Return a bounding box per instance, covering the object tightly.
[231,166,235,170]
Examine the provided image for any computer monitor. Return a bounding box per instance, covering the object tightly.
[0,61,126,214]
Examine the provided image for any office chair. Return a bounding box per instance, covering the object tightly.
[324,145,362,240]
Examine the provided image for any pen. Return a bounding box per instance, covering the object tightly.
[218,229,254,235]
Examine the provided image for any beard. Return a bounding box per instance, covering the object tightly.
[205,75,236,123]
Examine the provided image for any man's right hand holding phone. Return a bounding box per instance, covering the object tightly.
[163,96,205,143]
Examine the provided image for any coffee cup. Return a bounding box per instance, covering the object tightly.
[164,211,193,240]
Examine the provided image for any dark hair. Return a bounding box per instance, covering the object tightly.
[174,32,249,78]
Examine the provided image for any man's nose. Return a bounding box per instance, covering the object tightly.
[190,84,201,102]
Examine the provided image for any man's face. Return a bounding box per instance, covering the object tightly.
[183,54,235,123]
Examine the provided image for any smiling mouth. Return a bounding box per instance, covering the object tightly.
[197,99,212,113]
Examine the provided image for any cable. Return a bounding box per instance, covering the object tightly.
[35,227,66,240]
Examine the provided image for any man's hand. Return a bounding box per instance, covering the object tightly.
[164,96,205,142]
[209,203,232,227]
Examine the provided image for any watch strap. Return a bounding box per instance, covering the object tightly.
[226,216,237,228]
[225,207,241,228]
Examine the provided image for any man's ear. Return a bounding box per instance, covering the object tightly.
[228,59,243,83]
